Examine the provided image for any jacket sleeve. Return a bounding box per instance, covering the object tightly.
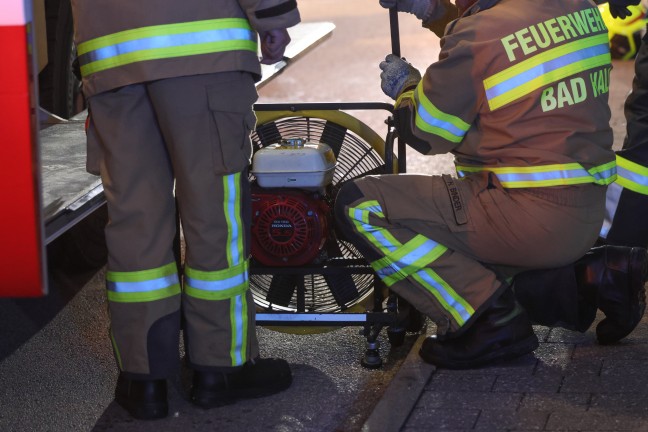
[422,0,458,38]
[237,0,301,32]
[393,26,479,156]
[619,33,648,161]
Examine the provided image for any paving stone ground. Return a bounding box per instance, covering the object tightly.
[376,306,648,432]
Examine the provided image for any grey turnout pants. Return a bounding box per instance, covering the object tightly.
[335,172,606,337]
[88,71,260,379]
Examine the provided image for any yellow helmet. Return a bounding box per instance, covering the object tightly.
[599,2,648,60]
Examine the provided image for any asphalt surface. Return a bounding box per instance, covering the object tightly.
[1,1,644,431]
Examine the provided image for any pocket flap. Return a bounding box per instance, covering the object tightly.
[207,75,258,113]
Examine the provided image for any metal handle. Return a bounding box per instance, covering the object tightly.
[389,7,401,57]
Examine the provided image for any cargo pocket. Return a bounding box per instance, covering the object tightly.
[85,111,102,176]
[207,75,258,174]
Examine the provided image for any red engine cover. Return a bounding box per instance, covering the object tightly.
[251,189,330,266]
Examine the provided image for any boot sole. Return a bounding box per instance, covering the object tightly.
[115,396,168,420]
[419,334,539,370]
[191,376,293,409]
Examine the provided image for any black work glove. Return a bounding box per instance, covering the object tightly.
[607,0,641,19]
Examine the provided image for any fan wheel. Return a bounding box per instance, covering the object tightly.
[250,109,397,333]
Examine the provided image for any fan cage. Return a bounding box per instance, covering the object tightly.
[249,115,386,313]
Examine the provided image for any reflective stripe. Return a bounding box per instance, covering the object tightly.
[615,155,648,195]
[110,331,123,370]
[106,262,181,302]
[397,87,470,143]
[484,33,611,111]
[347,200,473,326]
[230,294,247,366]
[77,18,257,77]
[224,173,244,267]
[348,201,398,254]
[413,269,474,325]
[600,181,623,239]
[456,161,616,188]
[372,235,447,287]
[184,261,249,301]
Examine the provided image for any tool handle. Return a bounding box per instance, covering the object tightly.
[389,7,401,57]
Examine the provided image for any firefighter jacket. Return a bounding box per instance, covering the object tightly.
[601,32,648,244]
[396,0,617,189]
[71,0,300,98]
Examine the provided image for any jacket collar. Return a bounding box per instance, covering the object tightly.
[463,0,502,16]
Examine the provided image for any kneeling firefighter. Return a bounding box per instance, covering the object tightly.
[336,0,625,369]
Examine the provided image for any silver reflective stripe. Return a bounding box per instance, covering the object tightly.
[107,274,179,293]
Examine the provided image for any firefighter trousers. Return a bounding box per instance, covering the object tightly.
[335,172,606,336]
[88,71,260,379]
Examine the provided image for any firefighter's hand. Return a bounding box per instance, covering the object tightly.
[260,29,291,65]
[607,0,640,19]
[379,0,438,21]
[379,54,422,100]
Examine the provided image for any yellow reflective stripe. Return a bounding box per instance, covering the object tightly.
[224,173,245,267]
[616,155,648,195]
[82,40,257,76]
[107,262,177,282]
[106,262,181,302]
[78,18,257,76]
[229,294,248,366]
[348,201,398,256]
[484,33,611,110]
[355,200,385,219]
[371,235,447,287]
[184,281,248,301]
[107,284,181,303]
[412,85,470,143]
[413,269,474,326]
[110,330,123,370]
[347,200,471,327]
[455,161,616,188]
[78,18,252,54]
[185,260,248,282]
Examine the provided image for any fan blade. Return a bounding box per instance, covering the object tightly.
[324,239,360,308]
[255,121,282,148]
[321,120,347,156]
[265,273,299,307]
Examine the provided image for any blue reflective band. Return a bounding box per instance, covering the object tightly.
[591,165,618,183]
[376,239,440,279]
[79,28,256,65]
[107,274,179,293]
[232,295,244,365]
[417,270,472,323]
[494,168,590,183]
[415,101,468,140]
[358,222,398,254]
[185,272,248,292]
[617,164,648,186]
[364,204,384,216]
[225,174,241,266]
[485,43,609,102]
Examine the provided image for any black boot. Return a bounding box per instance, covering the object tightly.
[419,289,539,369]
[114,373,168,420]
[191,358,292,409]
[575,245,647,345]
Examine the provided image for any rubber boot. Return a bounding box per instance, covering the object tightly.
[114,373,168,420]
[575,245,648,344]
[419,288,538,369]
[191,357,292,409]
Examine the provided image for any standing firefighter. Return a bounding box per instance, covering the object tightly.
[70,0,300,420]
[336,0,621,369]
